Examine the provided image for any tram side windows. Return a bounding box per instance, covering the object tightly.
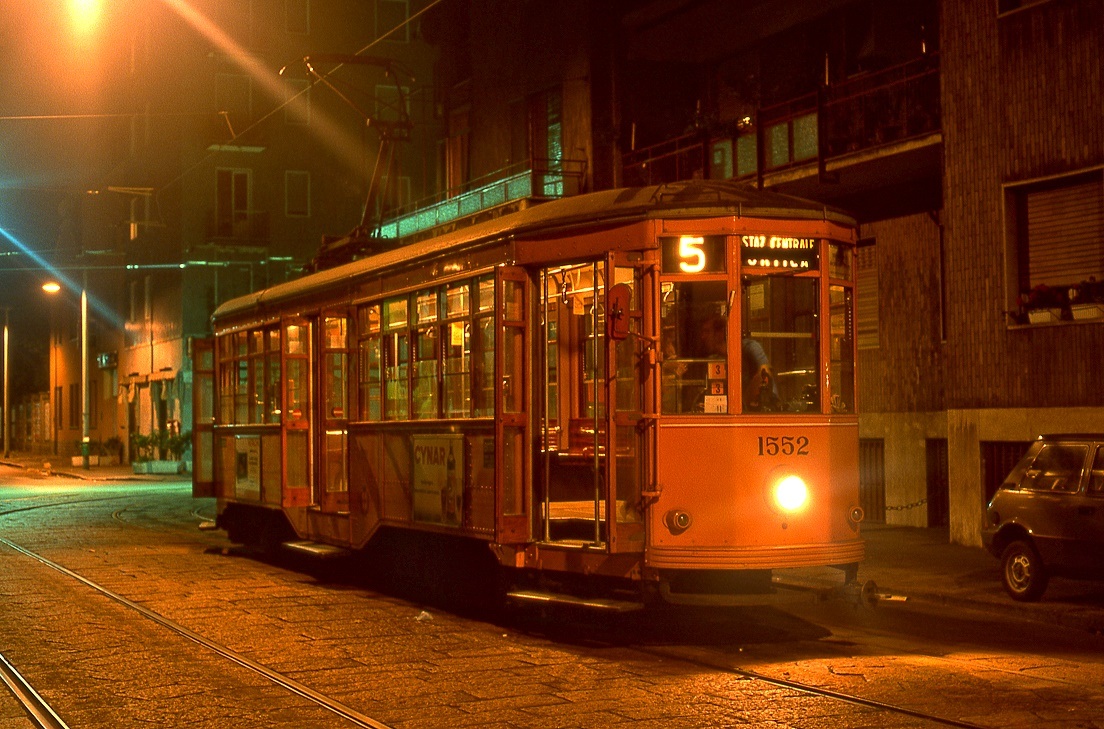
[413,290,440,419]
[356,305,382,420]
[741,275,819,413]
[383,297,410,420]
[265,328,281,423]
[285,322,310,422]
[443,282,472,418]
[473,275,496,417]
[660,280,729,414]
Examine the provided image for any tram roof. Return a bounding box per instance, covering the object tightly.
[212,180,855,322]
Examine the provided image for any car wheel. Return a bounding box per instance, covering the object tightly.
[1000,539,1049,601]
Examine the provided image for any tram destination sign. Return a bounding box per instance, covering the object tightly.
[740,235,819,270]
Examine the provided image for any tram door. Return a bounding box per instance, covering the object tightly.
[317,312,350,513]
[536,259,648,550]
[496,268,530,543]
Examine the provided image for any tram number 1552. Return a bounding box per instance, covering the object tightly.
[757,435,810,456]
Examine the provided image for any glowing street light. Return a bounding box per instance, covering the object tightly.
[68,0,104,37]
[42,279,90,469]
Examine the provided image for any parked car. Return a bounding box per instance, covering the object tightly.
[982,434,1104,601]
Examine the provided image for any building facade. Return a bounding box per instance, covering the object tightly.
[39,0,442,463]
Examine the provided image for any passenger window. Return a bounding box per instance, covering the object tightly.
[1089,446,1104,496]
[1021,444,1087,492]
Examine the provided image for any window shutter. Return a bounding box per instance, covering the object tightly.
[856,244,879,350]
[1027,178,1104,288]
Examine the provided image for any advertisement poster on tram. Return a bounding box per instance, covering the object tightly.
[234,436,261,500]
[412,434,464,526]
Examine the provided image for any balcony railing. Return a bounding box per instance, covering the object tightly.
[377,159,587,241]
[621,53,941,186]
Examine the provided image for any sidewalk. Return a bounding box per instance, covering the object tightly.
[0,452,182,482]
[859,522,1104,634]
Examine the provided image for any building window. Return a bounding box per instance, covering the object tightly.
[284,78,310,125]
[286,0,309,34]
[216,168,252,237]
[1007,169,1104,321]
[856,240,879,349]
[446,106,470,190]
[377,0,409,42]
[285,171,310,217]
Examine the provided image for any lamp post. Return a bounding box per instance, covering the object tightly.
[2,307,9,459]
[43,280,90,469]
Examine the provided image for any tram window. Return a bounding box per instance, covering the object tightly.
[323,317,348,420]
[413,290,440,419]
[829,243,853,281]
[357,305,382,421]
[613,268,640,413]
[660,280,728,414]
[384,297,410,420]
[443,282,471,418]
[742,275,819,413]
[473,276,495,417]
[829,285,855,413]
[265,328,280,423]
[235,358,249,423]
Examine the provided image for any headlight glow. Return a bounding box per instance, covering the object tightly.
[773,475,809,513]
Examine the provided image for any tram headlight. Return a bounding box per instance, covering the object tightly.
[771,474,809,514]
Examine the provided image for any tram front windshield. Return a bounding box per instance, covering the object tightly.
[660,274,821,415]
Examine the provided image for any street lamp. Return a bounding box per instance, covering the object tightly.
[42,279,90,470]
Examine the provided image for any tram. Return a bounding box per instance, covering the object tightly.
[192,180,865,607]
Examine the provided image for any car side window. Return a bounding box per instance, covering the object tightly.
[1021,444,1087,492]
[1089,446,1104,496]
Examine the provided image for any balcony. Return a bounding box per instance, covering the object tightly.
[621,54,943,218]
[377,158,587,242]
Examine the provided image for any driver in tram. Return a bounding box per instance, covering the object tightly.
[742,337,779,411]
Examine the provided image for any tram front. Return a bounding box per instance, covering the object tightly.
[649,228,864,604]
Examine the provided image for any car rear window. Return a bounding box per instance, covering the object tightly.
[1020,444,1087,492]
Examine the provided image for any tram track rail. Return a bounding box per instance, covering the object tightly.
[0,535,393,729]
[0,653,69,729]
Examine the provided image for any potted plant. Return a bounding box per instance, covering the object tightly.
[1069,277,1104,321]
[130,433,154,473]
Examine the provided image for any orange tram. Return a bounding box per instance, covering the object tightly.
[192,180,865,608]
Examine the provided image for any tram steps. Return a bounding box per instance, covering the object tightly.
[506,589,643,613]
[281,540,351,559]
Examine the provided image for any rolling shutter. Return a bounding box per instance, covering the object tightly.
[1027,177,1104,288]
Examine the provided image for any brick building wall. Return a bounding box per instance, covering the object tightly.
[943,0,1103,412]
[857,213,946,415]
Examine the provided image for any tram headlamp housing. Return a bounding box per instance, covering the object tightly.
[771,474,810,514]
